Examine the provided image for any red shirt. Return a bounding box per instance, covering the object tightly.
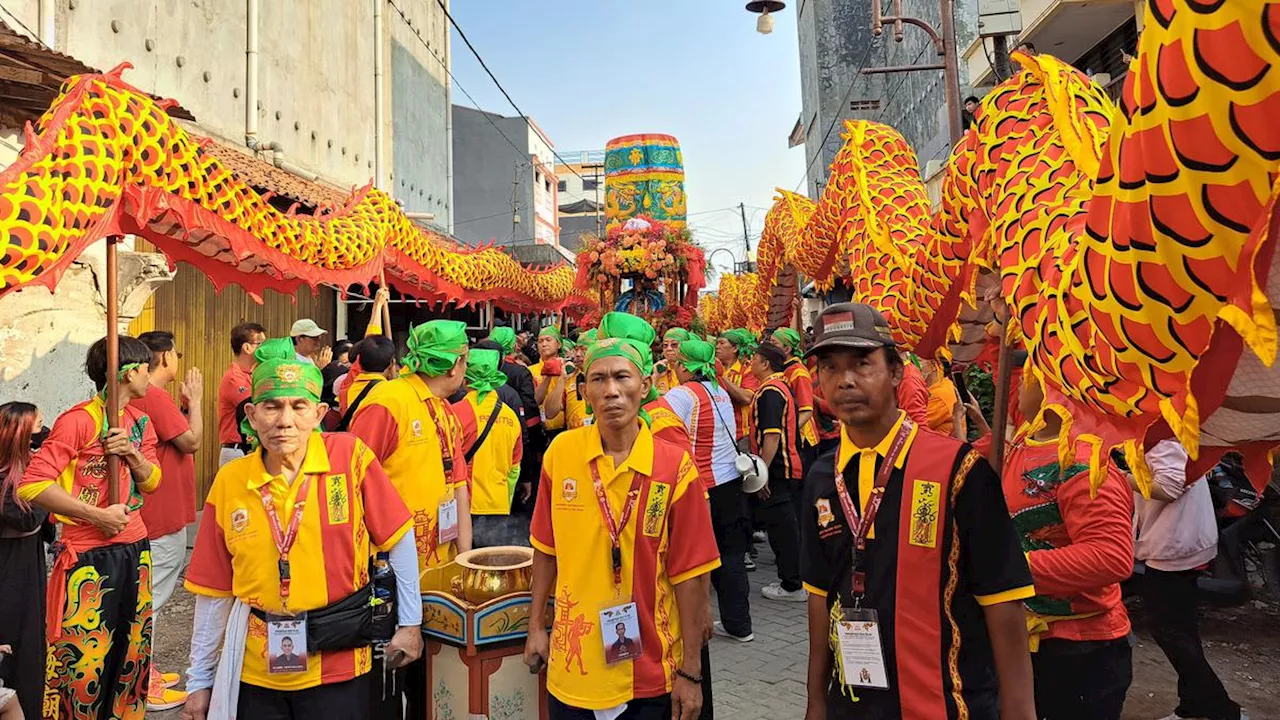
[217,363,253,445]
[1003,437,1133,644]
[896,363,931,425]
[131,385,197,539]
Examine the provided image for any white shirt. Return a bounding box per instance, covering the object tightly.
[296,352,315,365]
[1133,439,1218,572]
[664,381,739,486]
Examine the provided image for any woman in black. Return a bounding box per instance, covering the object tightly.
[0,401,49,720]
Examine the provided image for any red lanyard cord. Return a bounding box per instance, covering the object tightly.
[258,473,315,604]
[588,459,645,589]
[831,420,913,597]
[423,399,455,474]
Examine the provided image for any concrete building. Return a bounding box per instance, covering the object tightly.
[795,0,980,197]
[555,149,606,252]
[0,1,453,488]
[962,0,1141,100]
[452,106,560,247]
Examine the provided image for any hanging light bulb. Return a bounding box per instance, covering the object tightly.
[746,1,785,36]
[757,9,775,34]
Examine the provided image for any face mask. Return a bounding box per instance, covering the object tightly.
[30,426,50,451]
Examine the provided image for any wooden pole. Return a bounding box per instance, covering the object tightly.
[988,335,1015,473]
[378,270,392,340]
[105,236,121,505]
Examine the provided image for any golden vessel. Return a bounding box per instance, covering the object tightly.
[450,546,533,605]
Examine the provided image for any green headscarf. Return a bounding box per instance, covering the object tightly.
[677,338,718,387]
[579,328,599,346]
[241,338,324,446]
[403,320,469,377]
[719,328,757,356]
[594,312,660,415]
[561,337,577,353]
[465,349,508,400]
[585,337,652,375]
[539,325,562,341]
[663,327,692,343]
[488,327,516,355]
[771,327,803,359]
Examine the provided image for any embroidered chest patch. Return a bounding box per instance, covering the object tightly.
[326,474,350,524]
[641,482,671,537]
[907,480,941,549]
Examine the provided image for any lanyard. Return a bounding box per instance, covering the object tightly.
[258,473,315,607]
[587,459,645,590]
[831,419,913,599]
[423,399,455,475]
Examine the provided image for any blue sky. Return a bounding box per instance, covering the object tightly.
[448,0,807,280]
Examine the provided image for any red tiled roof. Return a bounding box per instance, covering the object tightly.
[199,140,351,211]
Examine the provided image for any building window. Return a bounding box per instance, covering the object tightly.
[558,180,567,192]
[582,178,599,191]
[545,177,552,193]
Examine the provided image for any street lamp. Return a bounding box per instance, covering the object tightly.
[707,247,738,275]
[745,1,785,35]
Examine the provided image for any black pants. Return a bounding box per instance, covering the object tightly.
[549,693,673,719]
[1142,568,1242,719]
[708,480,752,637]
[404,654,428,720]
[758,479,802,591]
[1032,637,1132,720]
[0,532,45,720]
[239,674,371,719]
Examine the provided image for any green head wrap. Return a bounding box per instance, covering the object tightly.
[663,327,692,343]
[771,327,803,358]
[489,327,516,355]
[677,338,718,388]
[539,325,562,341]
[719,329,757,356]
[240,338,324,447]
[561,337,577,353]
[580,328,599,346]
[465,349,508,400]
[596,312,660,412]
[403,320,469,377]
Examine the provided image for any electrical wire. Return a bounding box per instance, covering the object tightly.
[454,204,528,226]
[0,3,48,48]
[432,0,593,186]
[875,44,935,129]
[385,0,529,161]
[794,34,880,192]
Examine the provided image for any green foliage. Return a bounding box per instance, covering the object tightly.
[962,364,996,441]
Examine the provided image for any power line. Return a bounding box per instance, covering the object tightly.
[432,0,591,186]
[795,35,880,192]
[454,204,528,226]
[385,0,529,162]
[0,2,47,48]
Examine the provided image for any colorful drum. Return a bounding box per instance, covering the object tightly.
[604,134,686,231]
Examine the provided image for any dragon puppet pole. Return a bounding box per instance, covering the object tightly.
[378,269,392,340]
[105,236,121,505]
[988,334,1015,473]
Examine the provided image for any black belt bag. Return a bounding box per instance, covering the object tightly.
[251,556,398,652]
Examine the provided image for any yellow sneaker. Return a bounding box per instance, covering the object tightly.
[146,686,188,712]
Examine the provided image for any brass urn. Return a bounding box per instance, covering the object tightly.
[450,546,533,604]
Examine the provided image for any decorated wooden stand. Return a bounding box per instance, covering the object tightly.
[420,547,552,720]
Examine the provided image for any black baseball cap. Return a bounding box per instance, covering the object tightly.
[805,303,897,357]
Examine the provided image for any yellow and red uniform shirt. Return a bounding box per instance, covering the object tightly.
[564,374,590,429]
[782,359,818,446]
[529,361,567,431]
[185,432,411,692]
[339,371,387,415]
[349,373,468,576]
[531,423,720,710]
[723,360,759,440]
[454,390,523,515]
[655,368,679,396]
[19,396,162,541]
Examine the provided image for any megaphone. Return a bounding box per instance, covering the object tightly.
[736,453,769,494]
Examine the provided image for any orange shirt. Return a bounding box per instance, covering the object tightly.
[217,362,253,445]
[185,433,411,691]
[531,423,720,710]
[723,360,758,440]
[349,373,468,576]
[897,363,931,426]
[925,376,960,435]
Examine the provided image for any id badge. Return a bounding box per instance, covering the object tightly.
[265,612,309,675]
[836,608,889,689]
[598,601,642,665]
[438,497,459,544]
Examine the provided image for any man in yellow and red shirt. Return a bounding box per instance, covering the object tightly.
[19,336,162,720]
[454,349,525,548]
[525,314,719,720]
[770,328,818,451]
[530,325,569,434]
[349,320,471,719]
[217,322,265,465]
[715,329,760,443]
[656,327,690,396]
[182,340,421,719]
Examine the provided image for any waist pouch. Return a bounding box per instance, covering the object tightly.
[251,557,398,652]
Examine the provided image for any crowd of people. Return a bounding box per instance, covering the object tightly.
[0,293,1250,720]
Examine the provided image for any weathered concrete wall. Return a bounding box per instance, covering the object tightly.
[451,107,536,247]
[391,39,451,224]
[797,0,978,196]
[0,245,171,417]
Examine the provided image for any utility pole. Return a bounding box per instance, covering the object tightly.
[865,0,965,144]
[739,202,751,256]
